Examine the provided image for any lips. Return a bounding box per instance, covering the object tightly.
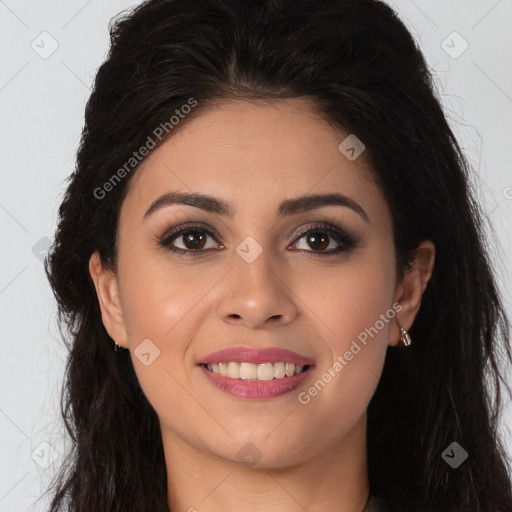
[199,363,314,399]
[198,346,316,366]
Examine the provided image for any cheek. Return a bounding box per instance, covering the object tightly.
[297,248,396,400]
[303,251,395,345]
[118,244,209,341]
[115,245,206,399]
[118,255,209,428]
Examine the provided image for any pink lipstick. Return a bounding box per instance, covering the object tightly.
[197,346,316,400]
[198,346,315,366]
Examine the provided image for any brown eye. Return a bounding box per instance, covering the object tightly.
[290,223,358,257]
[304,232,330,251]
[159,224,221,255]
[158,221,357,258]
[181,231,207,250]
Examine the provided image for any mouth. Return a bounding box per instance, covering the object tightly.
[200,361,312,380]
[198,345,315,367]
[197,346,316,399]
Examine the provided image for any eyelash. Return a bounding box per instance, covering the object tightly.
[157,222,358,258]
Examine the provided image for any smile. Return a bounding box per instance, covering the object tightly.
[201,361,310,380]
[198,362,315,399]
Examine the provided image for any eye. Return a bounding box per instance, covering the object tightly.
[158,223,222,256]
[157,221,358,257]
[290,223,357,257]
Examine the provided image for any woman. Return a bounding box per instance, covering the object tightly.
[42,0,512,511]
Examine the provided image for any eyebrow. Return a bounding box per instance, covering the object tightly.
[143,191,369,223]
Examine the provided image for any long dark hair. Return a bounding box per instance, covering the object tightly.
[42,0,512,510]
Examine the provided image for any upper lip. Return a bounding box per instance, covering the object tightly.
[198,346,316,366]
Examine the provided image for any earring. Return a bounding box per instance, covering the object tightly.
[400,326,411,347]
[113,341,122,352]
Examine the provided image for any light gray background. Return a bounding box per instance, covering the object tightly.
[1,0,511,510]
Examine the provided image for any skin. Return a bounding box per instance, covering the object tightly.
[89,98,435,512]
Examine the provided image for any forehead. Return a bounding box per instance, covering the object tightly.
[119,98,388,225]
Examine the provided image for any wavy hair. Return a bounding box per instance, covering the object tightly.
[42,0,512,510]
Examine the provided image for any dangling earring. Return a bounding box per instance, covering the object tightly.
[400,326,411,347]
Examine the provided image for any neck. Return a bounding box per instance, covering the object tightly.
[163,413,370,512]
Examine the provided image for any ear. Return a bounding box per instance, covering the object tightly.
[390,240,436,346]
[88,251,129,348]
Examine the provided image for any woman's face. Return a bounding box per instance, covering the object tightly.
[92,98,413,468]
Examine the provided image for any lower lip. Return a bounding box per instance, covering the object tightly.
[199,364,315,399]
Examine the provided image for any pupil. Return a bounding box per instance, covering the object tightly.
[308,233,328,251]
[184,231,205,250]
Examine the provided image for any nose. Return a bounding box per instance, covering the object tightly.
[216,247,298,329]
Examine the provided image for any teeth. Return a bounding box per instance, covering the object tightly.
[240,362,257,380]
[227,362,240,378]
[274,362,286,378]
[257,363,274,381]
[218,362,228,376]
[204,361,308,380]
